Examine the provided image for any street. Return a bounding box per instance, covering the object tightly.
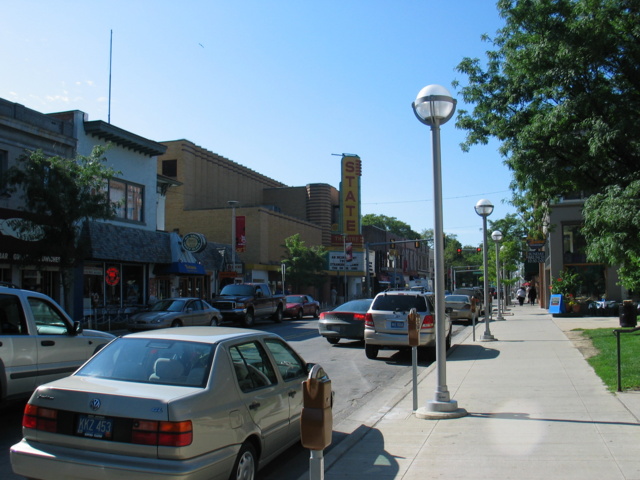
[0,318,467,480]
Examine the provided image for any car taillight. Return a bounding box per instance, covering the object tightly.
[353,313,366,322]
[364,313,374,326]
[319,312,326,320]
[132,420,193,447]
[421,315,434,329]
[23,404,58,432]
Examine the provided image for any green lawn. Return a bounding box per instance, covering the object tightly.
[581,328,640,391]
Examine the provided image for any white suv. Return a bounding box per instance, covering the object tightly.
[0,284,115,404]
[364,289,451,359]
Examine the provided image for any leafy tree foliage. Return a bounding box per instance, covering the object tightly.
[362,214,420,239]
[455,0,640,228]
[583,181,640,291]
[3,146,120,311]
[281,234,327,293]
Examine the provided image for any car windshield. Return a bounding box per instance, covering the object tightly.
[151,299,186,312]
[371,294,428,312]
[76,337,216,387]
[334,299,373,312]
[446,295,469,303]
[221,285,254,296]
[286,296,305,303]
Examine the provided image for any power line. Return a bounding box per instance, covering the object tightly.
[363,189,511,205]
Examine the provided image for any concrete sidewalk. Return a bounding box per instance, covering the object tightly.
[321,306,640,479]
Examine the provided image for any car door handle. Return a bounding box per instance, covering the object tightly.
[41,340,55,346]
[249,401,261,410]
[288,390,297,398]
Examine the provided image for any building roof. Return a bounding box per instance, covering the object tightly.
[84,120,167,157]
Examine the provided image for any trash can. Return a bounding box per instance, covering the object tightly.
[619,300,637,328]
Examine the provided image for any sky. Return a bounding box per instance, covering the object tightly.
[1,0,515,247]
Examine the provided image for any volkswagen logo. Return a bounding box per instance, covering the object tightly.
[89,398,101,411]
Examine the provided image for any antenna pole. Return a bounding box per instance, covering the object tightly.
[108,30,113,124]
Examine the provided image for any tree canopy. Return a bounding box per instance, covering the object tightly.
[455,0,640,227]
[362,214,420,239]
[281,234,327,294]
[3,146,120,310]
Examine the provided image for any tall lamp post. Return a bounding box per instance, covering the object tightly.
[412,84,466,419]
[475,199,496,341]
[228,200,239,279]
[491,230,504,321]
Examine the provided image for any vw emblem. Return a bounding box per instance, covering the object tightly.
[89,398,101,411]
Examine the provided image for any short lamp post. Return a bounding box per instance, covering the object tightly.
[475,199,495,341]
[412,84,466,419]
[228,200,239,277]
[491,230,504,321]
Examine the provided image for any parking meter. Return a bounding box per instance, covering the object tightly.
[300,364,333,451]
[407,308,421,347]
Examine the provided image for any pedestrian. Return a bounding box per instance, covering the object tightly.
[517,286,526,306]
[528,285,537,305]
[330,286,337,306]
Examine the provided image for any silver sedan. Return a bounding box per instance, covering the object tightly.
[127,298,222,330]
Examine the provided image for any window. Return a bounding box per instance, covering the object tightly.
[109,179,144,222]
[162,159,177,177]
[264,339,306,381]
[27,297,70,335]
[0,149,7,185]
[230,341,278,392]
[0,294,28,335]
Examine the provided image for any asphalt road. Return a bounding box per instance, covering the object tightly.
[0,317,467,479]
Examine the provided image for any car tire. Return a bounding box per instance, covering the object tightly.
[272,305,283,323]
[171,320,182,328]
[313,307,319,319]
[243,310,255,328]
[327,337,339,345]
[229,441,257,480]
[210,316,219,326]
[296,309,303,320]
[365,343,379,359]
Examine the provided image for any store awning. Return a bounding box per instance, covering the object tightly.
[155,261,206,275]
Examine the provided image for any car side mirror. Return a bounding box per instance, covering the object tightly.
[73,321,83,335]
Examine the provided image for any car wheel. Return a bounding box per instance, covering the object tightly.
[365,343,379,359]
[243,310,255,328]
[210,316,219,326]
[327,337,339,345]
[296,309,303,320]
[229,441,257,480]
[171,319,182,328]
[313,307,319,319]
[272,305,283,323]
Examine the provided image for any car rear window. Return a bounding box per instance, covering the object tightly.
[371,294,428,312]
[446,295,469,302]
[76,337,216,387]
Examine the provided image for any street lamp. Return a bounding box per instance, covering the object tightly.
[412,84,466,419]
[491,230,504,321]
[228,200,239,278]
[475,199,495,341]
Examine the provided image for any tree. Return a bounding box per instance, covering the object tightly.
[582,181,640,292]
[3,146,120,312]
[362,214,420,239]
[454,0,640,228]
[281,234,327,294]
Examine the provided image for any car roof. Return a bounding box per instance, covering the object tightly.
[123,326,280,344]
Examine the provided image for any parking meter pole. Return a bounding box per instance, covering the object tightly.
[309,450,324,480]
[412,346,418,411]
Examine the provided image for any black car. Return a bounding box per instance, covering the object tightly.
[318,298,373,344]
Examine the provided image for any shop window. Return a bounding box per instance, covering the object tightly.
[162,159,177,177]
[562,224,587,264]
[109,179,144,222]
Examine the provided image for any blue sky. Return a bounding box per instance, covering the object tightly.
[1,1,515,247]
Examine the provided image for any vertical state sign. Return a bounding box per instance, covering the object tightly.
[340,155,361,237]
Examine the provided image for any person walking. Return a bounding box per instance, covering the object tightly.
[517,286,526,306]
[528,285,537,305]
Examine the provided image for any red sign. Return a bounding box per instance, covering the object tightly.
[236,216,246,253]
[105,267,120,286]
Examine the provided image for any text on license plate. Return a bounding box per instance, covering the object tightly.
[77,414,113,439]
[390,321,404,328]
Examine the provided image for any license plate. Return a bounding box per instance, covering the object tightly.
[328,325,342,332]
[77,414,113,439]
[390,321,404,329]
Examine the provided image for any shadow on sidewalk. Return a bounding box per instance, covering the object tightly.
[447,344,500,361]
[468,411,640,427]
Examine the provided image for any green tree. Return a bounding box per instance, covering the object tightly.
[454,0,640,228]
[3,146,120,312]
[583,181,640,292]
[281,234,327,294]
[362,214,420,239]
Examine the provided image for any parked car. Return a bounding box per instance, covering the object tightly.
[445,294,478,325]
[284,294,320,319]
[364,289,451,360]
[318,298,374,344]
[127,298,222,330]
[453,287,484,315]
[0,284,115,405]
[11,327,327,480]
[211,283,286,327]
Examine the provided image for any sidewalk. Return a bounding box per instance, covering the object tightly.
[322,305,640,479]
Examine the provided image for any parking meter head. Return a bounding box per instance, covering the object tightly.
[301,374,333,450]
[407,307,420,347]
